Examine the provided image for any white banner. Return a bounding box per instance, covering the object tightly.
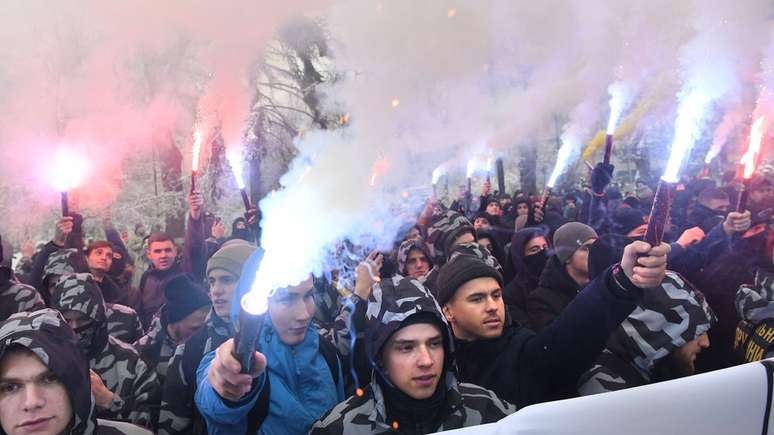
[439,359,774,435]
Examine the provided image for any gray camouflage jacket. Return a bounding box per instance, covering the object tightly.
[106,303,144,344]
[0,279,45,322]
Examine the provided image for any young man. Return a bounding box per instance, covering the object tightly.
[194,275,346,434]
[396,238,433,282]
[310,275,515,434]
[158,240,256,435]
[49,273,160,428]
[438,238,669,407]
[133,274,211,384]
[0,309,152,434]
[527,222,598,331]
[137,191,208,329]
[578,272,715,395]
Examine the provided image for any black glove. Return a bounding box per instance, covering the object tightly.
[591,163,615,194]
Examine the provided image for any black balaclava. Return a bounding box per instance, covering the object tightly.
[231,217,254,242]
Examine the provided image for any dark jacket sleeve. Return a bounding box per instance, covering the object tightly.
[587,192,611,235]
[520,266,642,404]
[525,289,562,332]
[668,223,730,277]
[181,214,207,284]
[29,241,61,295]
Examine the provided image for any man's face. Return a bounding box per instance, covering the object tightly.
[167,307,209,344]
[524,236,549,256]
[566,238,596,286]
[268,277,316,346]
[62,310,91,332]
[0,350,73,435]
[452,231,475,249]
[442,277,504,341]
[473,217,490,231]
[750,185,774,205]
[516,203,529,216]
[382,323,444,400]
[485,202,502,216]
[86,246,113,274]
[668,333,710,376]
[147,240,177,271]
[235,221,247,230]
[405,249,430,279]
[499,198,512,209]
[477,237,493,254]
[701,198,731,214]
[208,269,239,320]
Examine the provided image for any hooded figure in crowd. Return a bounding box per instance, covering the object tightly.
[395,238,434,283]
[310,275,515,435]
[133,274,211,384]
[39,249,144,346]
[0,235,44,322]
[0,309,152,435]
[49,273,159,427]
[423,211,477,296]
[158,240,255,435]
[734,269,774,363]
[578,272,715,395]
[502,228,550,325]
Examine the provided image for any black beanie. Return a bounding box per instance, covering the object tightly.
[437,254,504,306]
[611,207,646,236]
[163,274,211,324]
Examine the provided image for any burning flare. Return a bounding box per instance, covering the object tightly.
[662,91,710,183]
[192,130,203,172]
[51,148,88,192]
[226,148,246,189]
[431,165,446,185]
[547,139,578,188]
[741,116,766,179]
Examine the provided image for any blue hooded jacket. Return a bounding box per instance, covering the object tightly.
[194,248,345,434]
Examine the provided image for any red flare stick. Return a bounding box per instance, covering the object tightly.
[61,191,69,217]
[539,187,552,211]
[644,180,673,247]
[736,179,750,213]
[190,171,197,194]
[603,134,614,166]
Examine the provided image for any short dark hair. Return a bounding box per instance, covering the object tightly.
[85,240,113,256]
[697,188,729,206]
[147,232,174,249]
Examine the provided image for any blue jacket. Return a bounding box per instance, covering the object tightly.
[195,316,345,435]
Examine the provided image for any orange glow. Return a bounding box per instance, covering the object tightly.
[391,98,400,108]
[447,8,457,18]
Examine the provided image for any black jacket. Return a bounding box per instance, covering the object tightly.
[526,255,581,331]
[454,265,642,408]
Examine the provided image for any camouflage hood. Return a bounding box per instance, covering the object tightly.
[396,237,434,277]
[50,273,109,357]
[606,271,716,374]
[43,248,81,282]
[426,210,474,265]
[0,309,98,435]
[364,275,453,368]
[736,269,774,323]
